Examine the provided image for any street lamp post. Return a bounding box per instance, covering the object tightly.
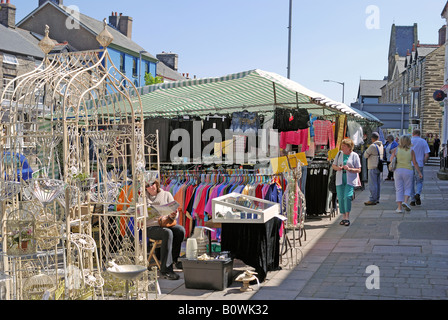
[323,79,345,104]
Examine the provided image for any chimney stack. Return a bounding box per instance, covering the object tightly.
[0,0,16,29]
[439,25,446,46]
[156,52,179,71]
[39,0,64,7]
[108,11,133,39]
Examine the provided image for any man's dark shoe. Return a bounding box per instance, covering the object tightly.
[161,271,180,280]
[364,201,377,206]
[415,194,421,206]
[175,261,183,270]
[410,201,416,206]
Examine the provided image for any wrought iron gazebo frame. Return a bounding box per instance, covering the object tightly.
[0,21,159,300]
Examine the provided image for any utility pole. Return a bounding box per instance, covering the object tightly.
[287,0,292,79]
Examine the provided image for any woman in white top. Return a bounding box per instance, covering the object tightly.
[332,138,362,227]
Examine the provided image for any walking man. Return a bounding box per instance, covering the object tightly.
[410,129,430,206]
[364,132,384,206]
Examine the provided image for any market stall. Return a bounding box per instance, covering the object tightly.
[131,69,382,287]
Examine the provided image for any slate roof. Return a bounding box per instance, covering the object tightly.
[394,25,417,57]
[0,24,44,59]
[358,80,387,98]
[17,1,157,61]
[156,61,186,81]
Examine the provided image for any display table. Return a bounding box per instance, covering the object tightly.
[220,217,282,283]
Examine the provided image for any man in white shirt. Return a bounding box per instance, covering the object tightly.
[410,129,430,206]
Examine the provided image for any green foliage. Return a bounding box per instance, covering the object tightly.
[144,72,164,86]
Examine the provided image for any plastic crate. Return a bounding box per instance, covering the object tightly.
[180,258,233,291]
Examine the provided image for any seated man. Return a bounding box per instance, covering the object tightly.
[145,180,185,280]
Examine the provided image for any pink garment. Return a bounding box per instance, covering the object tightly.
[279,129,309,151]
[313,120,335,149]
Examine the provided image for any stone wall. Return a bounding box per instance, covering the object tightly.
[421,44,445,136]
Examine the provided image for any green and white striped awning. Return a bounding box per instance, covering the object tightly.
[134,69,381,124]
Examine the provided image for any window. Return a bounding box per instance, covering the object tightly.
[145,62,150,75]
[413,90,419,118]
[410,89,420,118]
[120,53,125,73]
[3,53,19,66]
[132,58,138,77]
[2,77,15,100]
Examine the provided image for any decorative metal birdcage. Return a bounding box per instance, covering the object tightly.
[4,209,36,256]
[0,21,157,300]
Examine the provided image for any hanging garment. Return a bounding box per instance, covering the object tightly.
[116,184,134,236]
[274,108,310,132]
[313,120,335,149]
[335,115,347,150]
[347,121,364,146]
[305,160,331,216]
[279,128,310,151]
[144,117,171,163]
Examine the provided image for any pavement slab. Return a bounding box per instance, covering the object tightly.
[135,160,448,301]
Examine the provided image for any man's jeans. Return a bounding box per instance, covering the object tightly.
[368,168,381,202]
[411,166,424,201]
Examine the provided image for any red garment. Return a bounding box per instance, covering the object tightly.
[313,120,335,149]
[255,184,264,199]
[194,186,211,222]
[184,185,196,237]
[279,129,309,151]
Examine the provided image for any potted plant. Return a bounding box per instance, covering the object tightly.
[10,227,33,251]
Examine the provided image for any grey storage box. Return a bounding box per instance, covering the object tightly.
[180,258,233,291]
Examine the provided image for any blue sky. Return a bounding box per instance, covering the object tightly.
[12,0,448,105]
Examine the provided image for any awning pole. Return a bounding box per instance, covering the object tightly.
[273,82,277,105]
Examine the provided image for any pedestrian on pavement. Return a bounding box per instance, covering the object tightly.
[363,132,384,206]
[384,134,398,181]
[427,133,435,157]
[410,129,430,206]
[434,134,441,157]
[389,135,423,213]
[332,138,362,227]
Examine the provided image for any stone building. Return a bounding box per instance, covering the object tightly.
[381,24,446,136]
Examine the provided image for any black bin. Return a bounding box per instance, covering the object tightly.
[180,258,233,291]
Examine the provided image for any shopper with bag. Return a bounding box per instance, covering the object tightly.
[332,138,362,227]
[389,135,423,213]
[146,179,185,280]
[363,132,384,206]
[384,135,398,181]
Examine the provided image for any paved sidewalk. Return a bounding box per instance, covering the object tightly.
[156,158,448,300]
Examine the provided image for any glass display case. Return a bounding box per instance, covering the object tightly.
[212,193,280,224]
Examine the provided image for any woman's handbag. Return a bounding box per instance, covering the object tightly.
[389,156,397,172]
[329,151,342,193]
